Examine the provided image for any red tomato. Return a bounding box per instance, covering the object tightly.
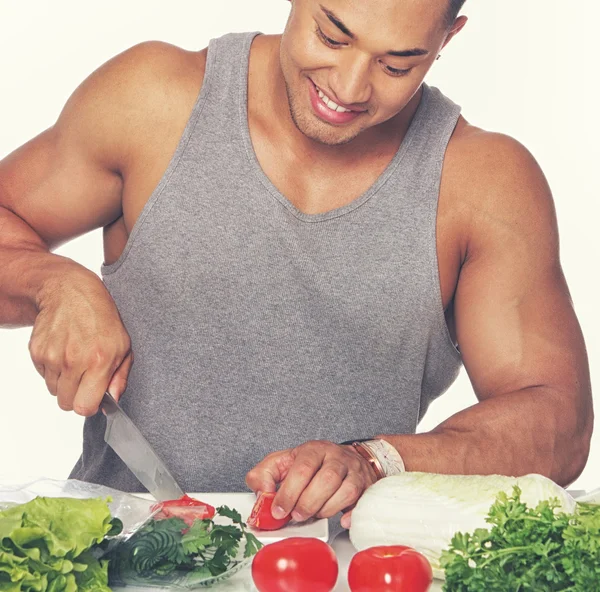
[247,492,292,531]
[348,545,433,592]
[252,537,338,592]
[151,494,216,525]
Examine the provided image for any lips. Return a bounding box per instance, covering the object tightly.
[308,79,363,125]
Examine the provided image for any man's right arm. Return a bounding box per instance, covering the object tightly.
[0,41,202,414]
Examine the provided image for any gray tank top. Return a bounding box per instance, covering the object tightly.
[70,32,463,494]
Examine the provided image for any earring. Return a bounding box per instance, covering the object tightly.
[436,54,441,61]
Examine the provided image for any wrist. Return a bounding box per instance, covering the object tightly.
[36,258,101,311]
[346,442,386,481]
[343,438,406,479]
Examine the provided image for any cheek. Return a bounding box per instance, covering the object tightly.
[373,80,425,121]
[281,27,335,79]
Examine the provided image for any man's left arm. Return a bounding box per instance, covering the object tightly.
[380,133,593,486]
[246,133,594,523]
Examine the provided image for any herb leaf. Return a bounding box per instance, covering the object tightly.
[111,503,264,585]
[441,486,600,591]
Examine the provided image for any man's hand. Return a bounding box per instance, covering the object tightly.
[245,440,378,527]
[28,268,133,416]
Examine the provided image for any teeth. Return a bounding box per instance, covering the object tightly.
[316,86,352,113]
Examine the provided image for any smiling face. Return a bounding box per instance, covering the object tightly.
[279,0,465,145]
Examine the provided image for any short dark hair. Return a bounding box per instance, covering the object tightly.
[445,0,467,27]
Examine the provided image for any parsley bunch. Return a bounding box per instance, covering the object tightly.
[109,505,262,586]
[440,486,600,591]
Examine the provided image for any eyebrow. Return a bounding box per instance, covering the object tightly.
[320,5,430,58]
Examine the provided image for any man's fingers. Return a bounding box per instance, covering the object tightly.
[316,477,362,519]
[272,449,324,519]
[291,460,348,521]
[44,368,60,399]
[107,351,134,400]
[73,364,117,417]
[340,510,353,529]
[56,368,85,412]
[245,451,294,494]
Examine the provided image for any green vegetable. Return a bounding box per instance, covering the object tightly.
[109,504,263,586]
[441,486,600,591]
[0,497,120,591]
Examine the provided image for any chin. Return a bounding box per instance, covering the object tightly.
[293,112,363,146]
[284,79,365,146]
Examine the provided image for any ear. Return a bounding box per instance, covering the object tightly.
[442,15,468,50]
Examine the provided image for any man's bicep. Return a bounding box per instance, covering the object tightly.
[0,125,123,250]
[0,40,196,250]
[452,136,590,402]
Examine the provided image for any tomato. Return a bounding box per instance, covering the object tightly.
[151,494,216,525]
[252,537,338,592]
[247,492,292,531]
[348,545,433,592]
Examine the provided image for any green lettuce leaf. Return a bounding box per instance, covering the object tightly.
[0,497,116,591]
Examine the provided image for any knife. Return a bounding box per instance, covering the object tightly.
[101,392,184,502]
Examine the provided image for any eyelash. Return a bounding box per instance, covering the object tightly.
[314,25,412,78]
[315,25,344,48]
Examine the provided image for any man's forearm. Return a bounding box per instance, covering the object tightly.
[377,386,593,487]
[0,246,89,328]
[0,206,94,328]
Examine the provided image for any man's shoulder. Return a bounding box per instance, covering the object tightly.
[439,119,559,266]
[62,41,208,173]
[445,120,555,228]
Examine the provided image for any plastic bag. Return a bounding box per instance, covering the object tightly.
[0,477,157,539]
[0,478,257,590]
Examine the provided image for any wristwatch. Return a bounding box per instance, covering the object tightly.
[341,438,406,479]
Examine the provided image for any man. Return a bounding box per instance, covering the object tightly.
[0,0,593,531]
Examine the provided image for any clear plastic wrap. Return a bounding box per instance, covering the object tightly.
[0,478,157,539]
[0,479,258,590]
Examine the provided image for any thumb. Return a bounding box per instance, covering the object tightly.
[341,510,353,529]
[107,351,134,401]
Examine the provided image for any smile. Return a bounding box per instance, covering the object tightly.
[314,85,354,113]
[308,79,364,125]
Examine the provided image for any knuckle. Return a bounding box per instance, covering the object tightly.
[296,461,316,479]
[317,506,336,519]
[295,502,315,517]
[88,347,109,367]
[320,467,344,485]
[299,439,320,451]
[122,335,132,353]
[28,338,40,358]
[44,348,61,367]
[245,469,261,483]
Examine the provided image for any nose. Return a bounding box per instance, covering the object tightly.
[329,53,372,107]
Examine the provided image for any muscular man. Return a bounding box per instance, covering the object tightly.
[0,0,593,530]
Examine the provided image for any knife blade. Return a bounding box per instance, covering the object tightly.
[101,392,184,502]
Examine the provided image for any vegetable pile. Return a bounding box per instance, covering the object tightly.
[349,472,577,578]
[441,486,600,591]
[0,496,121,592]
[108,505,263,586]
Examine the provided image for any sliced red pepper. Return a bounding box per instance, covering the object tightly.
[247,491,292,531]
[151,494,216,525]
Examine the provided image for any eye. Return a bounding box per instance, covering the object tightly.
[315,25,345,48]
[381,63,412,77]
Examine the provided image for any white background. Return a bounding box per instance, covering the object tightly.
[0,1,598,492]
